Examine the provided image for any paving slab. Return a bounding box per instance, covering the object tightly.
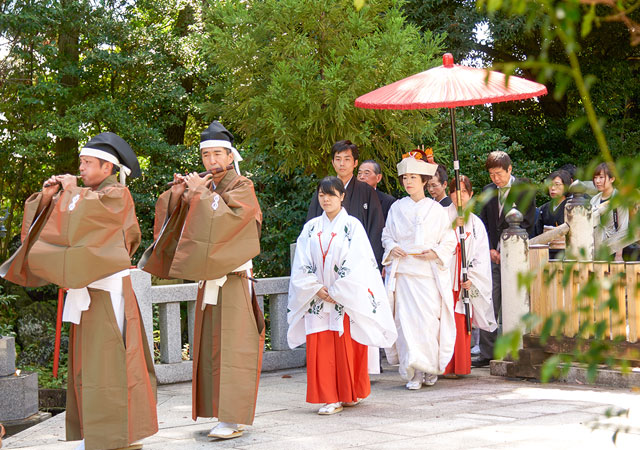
[4,362,640,450]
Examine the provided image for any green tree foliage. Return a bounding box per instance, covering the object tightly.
[246,154,317,277]
[484,1,640,168]
[200,0,446,176]
[0,0,210,260]
[403,0,486,61]
[403,1,639,173]
[430,107,552,199]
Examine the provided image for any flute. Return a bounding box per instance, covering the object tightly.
[44,175,82,188]
[166,164,235,187]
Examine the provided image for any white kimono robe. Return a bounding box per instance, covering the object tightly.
[288,208,397,371]
[382,196,457,380]
[446,205,498,332]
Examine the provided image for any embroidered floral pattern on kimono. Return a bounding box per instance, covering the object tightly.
[334,261,349,278]
[303,262,317,274]
[308,298,324,315]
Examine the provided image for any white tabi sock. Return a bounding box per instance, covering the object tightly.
[411,371,423,382]
[210,422,239,436]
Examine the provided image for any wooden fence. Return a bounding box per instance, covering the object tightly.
[529,246,640,344]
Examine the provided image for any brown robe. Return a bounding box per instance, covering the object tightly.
[140,170,264,424]
[0,176,158,450]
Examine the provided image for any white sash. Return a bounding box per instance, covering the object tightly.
[201,260,253,310]
[63,269,130,334]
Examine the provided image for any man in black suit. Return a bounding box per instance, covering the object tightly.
[427,164,453,207]
[307,141,385,267]
[357,159,396,221]
[474,151,536,367]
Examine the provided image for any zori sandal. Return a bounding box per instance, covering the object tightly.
[208,423,244,439]
[318,402,343,415]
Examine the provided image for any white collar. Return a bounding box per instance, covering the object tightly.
[505,175,515,188]
[321,207,347,227]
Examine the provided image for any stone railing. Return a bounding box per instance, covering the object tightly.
[130,270,304,384]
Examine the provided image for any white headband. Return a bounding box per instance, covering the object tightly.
[200,140,243,174]
[80,147,132,184]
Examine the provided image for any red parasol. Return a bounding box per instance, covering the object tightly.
[355,53,547,109]
[355,53,547,334]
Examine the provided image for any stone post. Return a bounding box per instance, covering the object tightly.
[0,336,16,376]
[0,336,39,422]
[130,269,154,358]
[501,209,530,349]
[565,181,593,261]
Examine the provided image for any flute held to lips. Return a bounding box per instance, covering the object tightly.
[43,175,82,188]
[166,164,234,187]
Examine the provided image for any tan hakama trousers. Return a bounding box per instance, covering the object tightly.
[192,274,265,425]
[66,276,158,450]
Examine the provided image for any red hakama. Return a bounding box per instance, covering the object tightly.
[305,314,370,404]
[443,289,472,375]
[444,243,471,376]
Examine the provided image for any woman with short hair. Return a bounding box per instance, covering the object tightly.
[535,169,572,259]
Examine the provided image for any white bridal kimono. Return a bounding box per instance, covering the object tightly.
[382,197,457,380]
[447,205,498,332]
[288,208,397,370]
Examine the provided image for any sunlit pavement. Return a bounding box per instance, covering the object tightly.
[5,362,640,449]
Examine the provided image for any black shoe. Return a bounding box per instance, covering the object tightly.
[471,358,491,368]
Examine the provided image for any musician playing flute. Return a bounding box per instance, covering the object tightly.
[139,121,264,440]
[0,132,158,450]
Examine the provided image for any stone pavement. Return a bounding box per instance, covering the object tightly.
[4,364,640,450]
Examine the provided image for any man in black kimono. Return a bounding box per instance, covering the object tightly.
[307,140,384,267]
[357,159,396,220]
[427,164,453,207]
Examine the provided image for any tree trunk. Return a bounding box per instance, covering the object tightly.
[0,161,25,260]
[54,0,80,175]
[162,5,196,148]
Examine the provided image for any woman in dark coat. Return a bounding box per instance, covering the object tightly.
[535,169,571,259]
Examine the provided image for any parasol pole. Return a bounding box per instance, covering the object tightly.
[449,107,472,335]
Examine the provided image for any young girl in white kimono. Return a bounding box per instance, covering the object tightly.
[382,156,457,389]
[288,177,396,415]
[444,175,497,376]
